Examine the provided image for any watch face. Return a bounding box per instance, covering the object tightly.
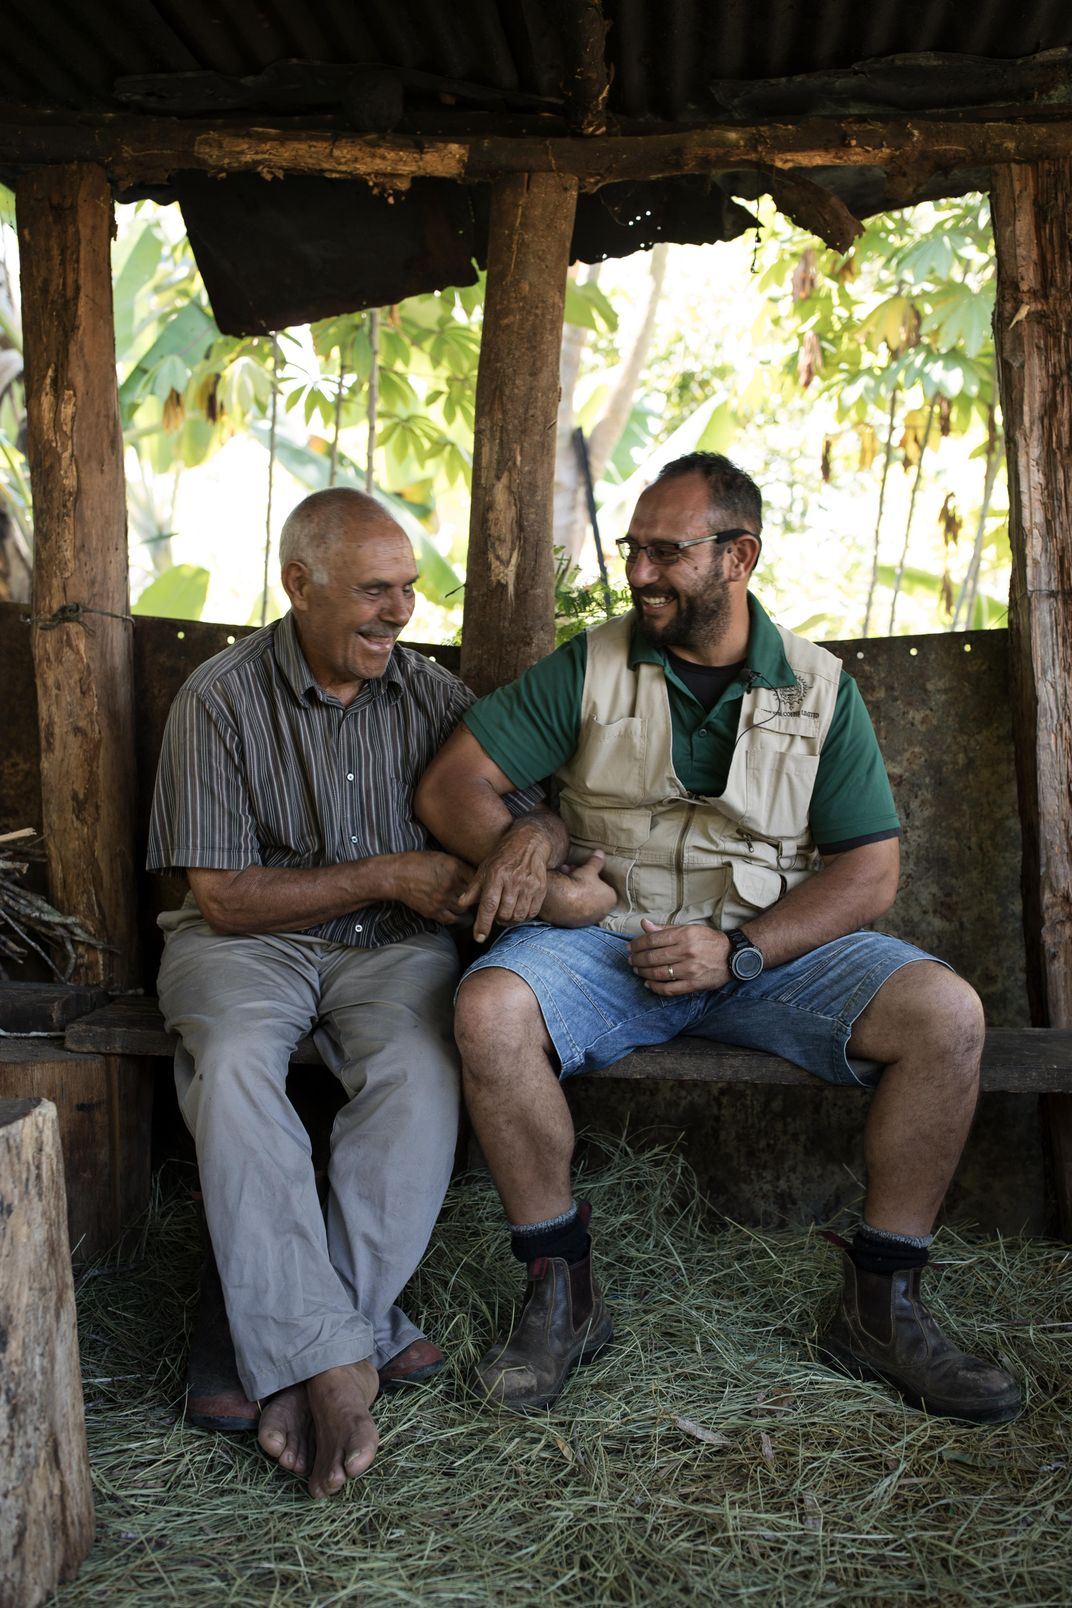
[731,944,764,980]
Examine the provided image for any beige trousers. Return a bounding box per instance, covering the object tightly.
[157,917,460,1401]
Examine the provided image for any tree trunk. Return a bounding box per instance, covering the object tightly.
[991,159,1072,1235]
[0,1097,95,1607]
[17,163,138,987]
[462,172,579,694]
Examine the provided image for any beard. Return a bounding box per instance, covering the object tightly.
[632,577,732,654]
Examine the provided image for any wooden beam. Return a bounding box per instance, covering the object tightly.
[556,0,612,136]
[460,172,578,695]
[4,106,1072,189]
[17,164,138,988]
[759,167,863,253]
[991,158,1072,1235]
[0,1098,94,1606]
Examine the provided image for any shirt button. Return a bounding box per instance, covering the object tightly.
[347,773,354,781]
[350,834,358,843]
[354,924,363,933]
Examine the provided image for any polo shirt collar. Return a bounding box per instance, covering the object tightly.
[627,593,796,688]
[272,611,404,706]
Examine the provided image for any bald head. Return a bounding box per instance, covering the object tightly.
[279,488,402,584]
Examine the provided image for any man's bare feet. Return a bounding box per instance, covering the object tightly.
[305,1360,380,1499]
[257,1383,313,1476]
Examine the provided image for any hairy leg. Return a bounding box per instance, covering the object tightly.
[848,961,984,1235]
[454,968,574,1224]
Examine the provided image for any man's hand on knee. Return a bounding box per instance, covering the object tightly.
[629,919,732,994]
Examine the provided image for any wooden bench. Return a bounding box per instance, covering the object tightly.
[62,993,1072,1094]
[3,617,1068,1235]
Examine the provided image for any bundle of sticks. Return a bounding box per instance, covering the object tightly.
[0,827,108,980]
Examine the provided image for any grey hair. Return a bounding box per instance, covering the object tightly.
[279,487,396,583]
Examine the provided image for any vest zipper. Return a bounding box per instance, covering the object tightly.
[669,800,697,922]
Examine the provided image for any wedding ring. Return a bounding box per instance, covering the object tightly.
[667,965,675,980]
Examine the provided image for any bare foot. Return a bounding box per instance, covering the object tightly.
[305,1360,380,1499]
[257,1383,312,1476]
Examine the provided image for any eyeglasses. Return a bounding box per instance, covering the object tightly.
[615,529,756,567]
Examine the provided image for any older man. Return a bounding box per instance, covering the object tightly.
[416,452,1021,1426]
[147,488,586,1497]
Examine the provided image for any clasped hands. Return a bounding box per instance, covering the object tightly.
[388,824,616,937]
[430,823,735,993]
[459,824,616,943]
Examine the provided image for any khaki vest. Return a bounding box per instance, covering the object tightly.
[555,611,842,935]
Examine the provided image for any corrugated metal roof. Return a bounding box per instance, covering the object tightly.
[3,0,1071,119]
[3,1,1071,329]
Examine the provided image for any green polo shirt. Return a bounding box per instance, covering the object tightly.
[463,595,900,853]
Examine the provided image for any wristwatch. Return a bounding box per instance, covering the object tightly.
[727,927,764,981]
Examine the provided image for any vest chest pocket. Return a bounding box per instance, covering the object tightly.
[572,715,648,794]
[562,797,653,853]
[744,750,820,839]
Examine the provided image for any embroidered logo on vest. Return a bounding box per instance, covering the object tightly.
[760,675,820,721]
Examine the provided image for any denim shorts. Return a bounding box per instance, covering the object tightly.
[460,925,945,1089]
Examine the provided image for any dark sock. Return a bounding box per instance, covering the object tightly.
[510,1200,591,1266]
[850,1222,931,1276]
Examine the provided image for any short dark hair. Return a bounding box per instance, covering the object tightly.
[655,452,762,535]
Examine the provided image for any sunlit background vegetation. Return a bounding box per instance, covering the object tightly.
[0,188,1007,646]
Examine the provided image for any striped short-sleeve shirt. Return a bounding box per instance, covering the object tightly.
[147,612,489,949]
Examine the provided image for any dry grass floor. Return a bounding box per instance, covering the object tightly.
[57,1142,1072,1608]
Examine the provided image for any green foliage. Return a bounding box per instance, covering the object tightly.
[745,194,1006,633]
[0,184,1010,642]
[245,421,463,609]
[132,563,211,620]
[554,549,630,644]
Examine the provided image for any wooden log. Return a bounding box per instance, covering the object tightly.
[461,172,579,695]
[16,163,138,988]
[6,106,1072,189]
[992,158,1072,1236]
[0,1097,94,1605]
[0,1042,152,1259]
[555,0,612,136]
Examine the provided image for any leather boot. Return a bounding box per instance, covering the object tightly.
[818,1252,1022,1424]
[378,1339,447,1391]
[475,1237,613,1412]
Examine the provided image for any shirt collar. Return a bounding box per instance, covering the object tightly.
[627,593,796,688]
[272,611,405,706]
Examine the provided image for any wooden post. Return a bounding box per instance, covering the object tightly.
[991,159,1072,1234]
[0,1098,95,1605]
[461,172,579,695]
[16,163,138,988]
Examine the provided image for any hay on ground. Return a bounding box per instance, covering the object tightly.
[60,1140,1072,1608]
